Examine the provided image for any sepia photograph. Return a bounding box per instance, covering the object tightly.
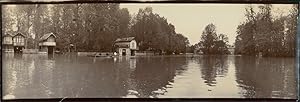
[1,1,298,101]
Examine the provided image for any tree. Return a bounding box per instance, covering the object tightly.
[3,5,42,49]
[3,4,189,54]
[284,4,298,57]
[214,34,230,54]
[199,23,229,55]
[235,4,297,57]
[199,23,217,54]
[2,5,15,35]
[131,6,189,54]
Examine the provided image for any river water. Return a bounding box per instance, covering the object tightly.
[2,54,297,99]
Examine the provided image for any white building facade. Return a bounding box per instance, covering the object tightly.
[114,37,138,56]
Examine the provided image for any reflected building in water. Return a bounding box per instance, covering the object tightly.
[125,57,187,98]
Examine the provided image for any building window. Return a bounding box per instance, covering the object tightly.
[14,37,17,43]
[13,36,24,44]
[132,42,135,48]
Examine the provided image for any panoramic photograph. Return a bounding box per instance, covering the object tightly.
[1,3,298,100]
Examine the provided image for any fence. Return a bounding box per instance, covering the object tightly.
[136,51,155,56]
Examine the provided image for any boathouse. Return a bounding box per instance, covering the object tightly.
[39,33,56,54]
[114,37,137,56]
[228,45,235,55]
[2,34,14,53]
[12,33,26,53]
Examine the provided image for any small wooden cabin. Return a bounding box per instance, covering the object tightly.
[12,33,26,53]
[114,37,137,56]
[39,33,56,54]
[228,46,235,55]
[2,34,14,52]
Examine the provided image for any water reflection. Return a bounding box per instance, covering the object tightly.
[3,53,17,99]
[48,54,54,60]
[200,56,229,87]
[234,56,297,98]
[2,55,297,99]
[127,57,186,98]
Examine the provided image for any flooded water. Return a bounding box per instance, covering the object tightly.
[2,54,297,99]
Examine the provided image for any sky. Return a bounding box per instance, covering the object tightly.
[120,4,294,45]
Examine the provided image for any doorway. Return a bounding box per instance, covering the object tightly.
[48,46,54,54]
[131,50,135,56]
[122,49,126,56]
[14,46,23,53]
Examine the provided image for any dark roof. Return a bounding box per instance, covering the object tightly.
[40,33,56,41]
[13,33,26,38]
[115,37,135,43]
[115,44,129,48]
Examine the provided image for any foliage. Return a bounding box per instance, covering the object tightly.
[128,7,189,54]
[2,4,190,54]
[198,23,230,55]
[234,4,297,57]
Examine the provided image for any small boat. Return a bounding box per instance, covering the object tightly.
[87,53,119,58]
[87,53,107,57]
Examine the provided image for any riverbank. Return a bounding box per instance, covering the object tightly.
[2,50,238,56]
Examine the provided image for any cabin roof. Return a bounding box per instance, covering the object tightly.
[40,32,56,41]
[115,44,130,48]
[13,33,26,38]
[115,37,135,43]
[3,34,13,37]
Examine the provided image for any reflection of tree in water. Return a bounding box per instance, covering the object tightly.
[173,58,189,76]
[129,57,188,98]
[234,56,296,98]
[200,55,229,87]
[234,56,256,98]
[3,55,188,98]
[11,54,33,98]
[5,55,132,98]
[25,54,56,98]
[52,56,129,98]
[3,54,46,99]
[3,54,19,99]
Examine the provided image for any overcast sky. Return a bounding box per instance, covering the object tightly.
[120,4,294,45]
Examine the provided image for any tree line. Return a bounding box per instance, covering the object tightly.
[2,4,190,54]
[3,4,297,56]
[234,4,298,57]
[194,4,298,56]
